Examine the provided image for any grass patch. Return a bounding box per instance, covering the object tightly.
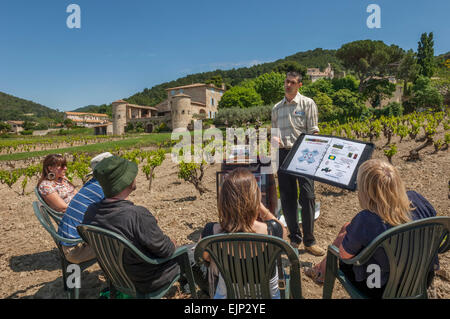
[0,133,173,161]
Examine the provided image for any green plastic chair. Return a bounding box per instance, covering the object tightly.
[77,224,198,299]
[34,187,64,225]
[323,216,450,299]
[194,232,303,299]
[32,201,96,299]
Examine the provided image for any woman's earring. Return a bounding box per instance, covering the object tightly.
[48,172,56,180]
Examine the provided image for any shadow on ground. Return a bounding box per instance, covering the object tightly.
[5,268,105,299]
[9,249,60,272]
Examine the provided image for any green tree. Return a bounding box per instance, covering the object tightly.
[252,72,285,105]
[396,49,419,95]
[331,75,359,92]
[23,120,36,131]
[272,61,307,77]
[411,76,443,111]
[205,75,224,88]
[336,40,404,91]
[214,105,272,127]
[417,32,435,78]
[332,89,367,120]
[218,86,263,109]
[361,78,396,107]
[299,78,334,98]
[313,92,343,122]
[63,119,74,128]
[0,122,11,134]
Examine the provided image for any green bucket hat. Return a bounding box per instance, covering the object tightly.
[93,156,138,198]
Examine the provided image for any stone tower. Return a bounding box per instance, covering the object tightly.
[171,93,193,130]
[112,100,127,135]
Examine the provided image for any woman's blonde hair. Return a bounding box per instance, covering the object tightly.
[218,168,261,233]
[357,159,412,226]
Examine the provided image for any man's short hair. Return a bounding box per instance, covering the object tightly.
[286,71,302,83]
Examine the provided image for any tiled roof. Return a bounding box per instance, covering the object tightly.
[126,104,158,111]
[7,120,24,125]
[65,112,109,117]
[71,119,107,123]
[166,83,225,91]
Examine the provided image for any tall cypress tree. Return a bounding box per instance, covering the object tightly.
[417,32,435,78]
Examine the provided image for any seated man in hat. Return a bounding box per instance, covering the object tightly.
[82,156,200,295]
[58,152,113,264]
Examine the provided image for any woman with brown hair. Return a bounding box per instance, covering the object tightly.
[37,154,77,212]
[199,167,287,298]
[304,159,439,298]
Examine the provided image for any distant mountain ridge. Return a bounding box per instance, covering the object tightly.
[124,48,344,107]
[2,47,448,121]
[0,91,63,122]
[72,104,112,117]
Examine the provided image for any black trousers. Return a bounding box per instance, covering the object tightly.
[277,148,316,247]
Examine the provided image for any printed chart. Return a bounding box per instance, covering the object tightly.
[282,134,373,190]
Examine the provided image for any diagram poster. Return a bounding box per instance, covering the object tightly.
[281,134,374,190]
[315,138,367,186]
[286,136,332,176]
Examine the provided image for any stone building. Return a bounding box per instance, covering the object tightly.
[7,120,24,134]
[112,100,163,135]
[111,83,225,135]
[306,63,334,82]
[64,112,110,127]
[165,83,224,129]
[93,122,113,135]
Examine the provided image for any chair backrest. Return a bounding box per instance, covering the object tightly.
[360,216,450,299]
[34,187,64,224]
[32,201,81,253]
[77,224,169,297]
[194,232,302,299]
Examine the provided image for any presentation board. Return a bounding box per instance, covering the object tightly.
[279,134,375,191]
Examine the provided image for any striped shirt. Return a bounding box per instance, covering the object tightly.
[271,92,319,149]
[57,178,104,246]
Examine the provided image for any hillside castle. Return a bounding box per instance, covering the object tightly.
[110,83,225,135]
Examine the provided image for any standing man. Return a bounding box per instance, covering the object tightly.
[271,71,325,256]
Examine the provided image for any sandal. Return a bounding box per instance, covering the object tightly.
[304,266,324,284]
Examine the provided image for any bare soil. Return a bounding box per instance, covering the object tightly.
[0,131,448,299]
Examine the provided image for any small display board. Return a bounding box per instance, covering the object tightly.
[279,134,375,191]
[216,161,278,215]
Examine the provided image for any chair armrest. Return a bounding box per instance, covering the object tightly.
[53,233,85,245]
[130,245,190,265]
[327,244,340,257]
[327,244,376,267]
[170,246,190,259]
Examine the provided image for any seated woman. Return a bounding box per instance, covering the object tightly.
[37,154,77,213]
[199,167,287,299]
[304,159,438,298]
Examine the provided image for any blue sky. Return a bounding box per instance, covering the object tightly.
[1,0,449,111]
